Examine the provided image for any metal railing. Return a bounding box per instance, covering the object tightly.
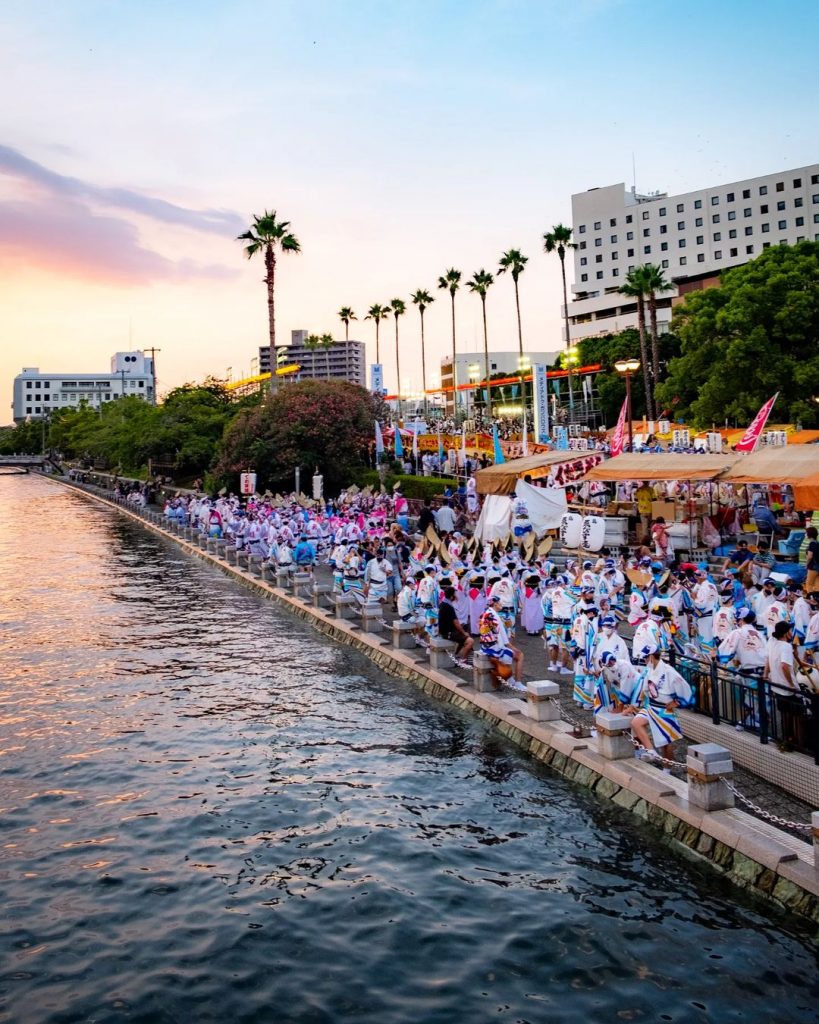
[677,653,819,764]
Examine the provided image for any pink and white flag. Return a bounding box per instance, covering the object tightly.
[735,393,778,452]
[609,397,629,457]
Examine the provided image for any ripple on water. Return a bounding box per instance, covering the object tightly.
[0,477,817,1024]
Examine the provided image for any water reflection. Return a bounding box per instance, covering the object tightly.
[0,476,817,1024]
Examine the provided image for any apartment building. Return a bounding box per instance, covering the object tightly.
[258,330,366,386]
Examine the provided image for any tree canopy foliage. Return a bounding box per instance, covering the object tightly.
[656,241,819,429]
[214,380,383,492]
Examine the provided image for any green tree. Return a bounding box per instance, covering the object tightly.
[619,266,655,418]
[498,248,528,405]
[365,303,390,365]
[543,224,576,355]
[410,288,435,416]
[237,211,301,390]
[389,298,407,417]
[644,263,674,405]
[656,241,819,429]
[304,333,322,378]
[467,269,495,412]
[215,380,381,493]
[437,268,462,415]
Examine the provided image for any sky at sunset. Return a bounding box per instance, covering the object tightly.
[2,0,818,420]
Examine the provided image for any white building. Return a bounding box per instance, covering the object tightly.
[258,329,366,386]
[568,163,819,342]
[12,351,156,423]
[440,349,560,415]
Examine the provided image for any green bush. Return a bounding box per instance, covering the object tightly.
[391,475,453,500]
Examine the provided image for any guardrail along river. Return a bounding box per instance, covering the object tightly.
[1,476,817,1023]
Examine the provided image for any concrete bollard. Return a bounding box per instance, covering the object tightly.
[206,537,218,555]
[276,567,294,590]
[428,635,457,670]
[687,743,735,811]
[225,545,238,565]
[525,680,561,723]
[813,812,819,876]
[595,711,635,759]
[392,620,417,650]
[235,550,250,571]
[360,603,385,634]
[312,584,333,609]
[473,653,496,693]
[293,572,313,600]
[334,593,358,620]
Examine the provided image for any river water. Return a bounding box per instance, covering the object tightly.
[0,475,817,1024]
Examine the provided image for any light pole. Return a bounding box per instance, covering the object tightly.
[614,358,641,451]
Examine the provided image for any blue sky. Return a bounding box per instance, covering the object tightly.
[1,0,817,415]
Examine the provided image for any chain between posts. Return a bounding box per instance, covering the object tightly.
[721,780,813,834]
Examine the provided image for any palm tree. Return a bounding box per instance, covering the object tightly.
[320,333,335,379]
[304,333,322,379]
[410,289,435,416]
[437,268,461,417]
[389,298,407,419]
[643,264,674,409]
[619,266,655,419]
[498,248,529,406]
[467,270,495,415]
[365,304,390,365]
[543,224,576,413]
[338,306,357,381]
[237,210,300,390]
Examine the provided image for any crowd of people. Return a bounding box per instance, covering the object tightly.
[155,477,819,764]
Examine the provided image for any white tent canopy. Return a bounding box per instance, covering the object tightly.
[474,480,567,543]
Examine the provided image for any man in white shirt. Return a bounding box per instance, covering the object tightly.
[435,500,457,535]
[765,620,795,693]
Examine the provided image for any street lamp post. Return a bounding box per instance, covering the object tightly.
[614,358,641,451]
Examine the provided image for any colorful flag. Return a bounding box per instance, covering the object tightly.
[394,423,404,458]
[492,424,505,464]
[374,420,384,455]
[437,426,444,464]
[735,393,779,452]
[609,396,629,457]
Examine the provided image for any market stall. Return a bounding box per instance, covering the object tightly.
[474,451,604,495]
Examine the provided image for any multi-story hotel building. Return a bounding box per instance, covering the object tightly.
[259,330,366,386]
[567,163,819,342]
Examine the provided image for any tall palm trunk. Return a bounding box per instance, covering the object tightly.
[394,319,401,421]
[375,324,381,366]
[450,293,457,418]
[420,309,428,418]
[265,245,277,391]
[481,297,490,415]
[559,252,574,411]
[636,295,654,420]
[648,290,660,414]
[514,276,524,408]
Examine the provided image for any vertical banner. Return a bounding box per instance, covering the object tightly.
[374,420,384,456]
[532,363,550,444]
[370,363,383,394]
[735,393,779,452]
[555,426,569,451]
[609,398,628,457]
[492,424,505,464]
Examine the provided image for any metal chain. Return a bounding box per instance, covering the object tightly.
[721,780,813,834]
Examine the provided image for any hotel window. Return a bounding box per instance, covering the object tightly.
[711,196,719,205]
[712,214,720,223]
[727,192,735,202]
[626,231,634,240]
[676,203,684,212]
[610,218,617,226]
[760,204,768,214]
[678,238,686,247]
[34,406,40,413]
[713,231,721,241]
[813,194,819,203]
[660,241,668,251]
[812,174,819,184]
[611,251,618,260]
[761,223,770,232]
[642,228,650,237]
[596,270,603,279]
[694,199,702,209]
[776,181,784,192]
[793,178,802,188]
[778,220,787,229]
[730,247,738,257]
[677,221,685,230]
[26,381,31,388]
[743,188,751,198]
[714,250,722,259]
[777,200,786,211]
[746,245,754,254]
[695,217,703,226]
[796,216,804,226]
[26,406,31,414]
[595,254,602,262]
[660,224,667,234]
[580,257,587,266]
[643,245,651,254]
[696,235,704,244]
[795,197,803,207]
[745,226,752,235]
[764,241,772,248]
[578,224,586,233]
[642,210,649,220]
[697,253,705,262]
[744,207,752,217]
[612,268,619,277]
[760,185,768,195]
[680,256,687,265]
[610,234,617,243]
[595,237,602,246]
[593,221,601,230]
[626,214,633,223]
[627,248,634,257]
[659,207,666,216]
[579,241,586,250]
[729,229,737,238]
[581,273,588,282]
[35,380,40,388]
[661,259,669,268]
[728,210,736,220]
[628,265,635,271]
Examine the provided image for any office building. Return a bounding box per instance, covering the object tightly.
[440,350,560,416]
[12,351,156,423]
[258,330,366,386]
[567,163,819,342]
